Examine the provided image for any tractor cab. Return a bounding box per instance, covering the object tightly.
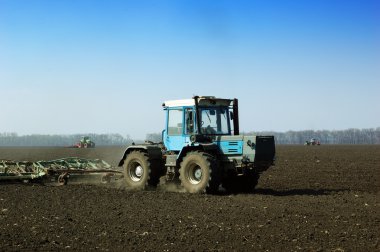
[162,96,239,152]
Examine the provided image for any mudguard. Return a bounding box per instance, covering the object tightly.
[118,145,162,167]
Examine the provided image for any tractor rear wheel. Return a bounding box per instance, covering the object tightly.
[179,151,220,194]
[123,151,160,190]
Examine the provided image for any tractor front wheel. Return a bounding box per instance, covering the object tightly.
[179,151,220,194]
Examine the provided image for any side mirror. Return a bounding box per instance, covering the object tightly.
[230,111,234,120]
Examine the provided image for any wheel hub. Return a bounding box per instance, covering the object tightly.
[194,168,202,180]
[135,166,143,177]
[188,165,202,185]
[130,164,143,182]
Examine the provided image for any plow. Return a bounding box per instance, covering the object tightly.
[0,157,123,185]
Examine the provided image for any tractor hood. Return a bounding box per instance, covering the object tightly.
[214,135,275,164]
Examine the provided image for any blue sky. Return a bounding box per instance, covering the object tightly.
[0,0,379,139]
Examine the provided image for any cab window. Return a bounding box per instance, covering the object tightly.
[167,109,183,135]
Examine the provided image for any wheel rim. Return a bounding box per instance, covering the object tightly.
[129,162,144,182]
[186,163,202,185]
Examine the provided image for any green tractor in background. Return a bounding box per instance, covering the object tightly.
[74,136,96,148]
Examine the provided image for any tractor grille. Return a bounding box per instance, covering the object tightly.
[217,141,242,154]
[227,149,239,153]
[227,142,239,153]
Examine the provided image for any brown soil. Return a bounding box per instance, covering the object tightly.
[0,145,379,251]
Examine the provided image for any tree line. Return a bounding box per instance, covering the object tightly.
[0,133,133,146]
[0,128,379,146]
[245,128,380,144]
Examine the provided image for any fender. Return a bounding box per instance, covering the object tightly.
[118,145,162,167]
[177,143,219,163]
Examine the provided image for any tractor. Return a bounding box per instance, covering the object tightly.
[74,136,96,148]
[304,138,321,146]
[118,96,275,193]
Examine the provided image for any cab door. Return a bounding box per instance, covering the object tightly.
[164,108,185,151]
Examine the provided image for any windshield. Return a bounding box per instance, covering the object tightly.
[199,107,230,135]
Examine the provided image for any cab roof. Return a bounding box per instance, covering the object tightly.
[163,96,233,108]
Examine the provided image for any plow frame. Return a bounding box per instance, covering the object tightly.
[0,157,123,184]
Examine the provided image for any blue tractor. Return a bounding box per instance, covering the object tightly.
[118,96,275,193]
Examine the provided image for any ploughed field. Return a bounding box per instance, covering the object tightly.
[0,145,379,251]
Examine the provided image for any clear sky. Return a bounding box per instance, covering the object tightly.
[0,0,379,139]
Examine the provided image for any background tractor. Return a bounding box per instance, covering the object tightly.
[304,138,321,146]
[74,136,96,148]
[118,96,275,193]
